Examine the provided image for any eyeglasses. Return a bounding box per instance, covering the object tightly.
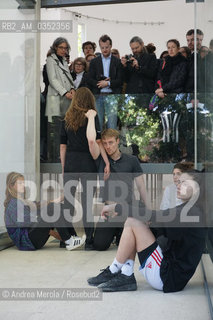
[58,46,68,50]
[75,63,83,66]
[111,52,118,55]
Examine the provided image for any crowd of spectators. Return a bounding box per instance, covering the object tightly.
[40,29,213,161]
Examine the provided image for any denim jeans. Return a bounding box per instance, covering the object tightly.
[95,94,118,131]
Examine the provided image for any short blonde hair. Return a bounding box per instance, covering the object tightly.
[101,129,119,140]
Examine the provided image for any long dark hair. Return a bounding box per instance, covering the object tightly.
[64,87,96,131]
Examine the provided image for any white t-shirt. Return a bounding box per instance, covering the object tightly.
[73,71,84,89]
[160,184,183,210]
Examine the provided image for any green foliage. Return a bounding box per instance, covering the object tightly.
[117,93,213,162]
[117,94,160,159]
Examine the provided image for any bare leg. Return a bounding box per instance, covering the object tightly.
[116,217,156,263]
[49,229,62,241]
[115,221,137,263]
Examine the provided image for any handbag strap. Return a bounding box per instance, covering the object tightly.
[53,57,74,87]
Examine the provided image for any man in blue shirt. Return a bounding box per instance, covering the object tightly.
[87,34,123,130]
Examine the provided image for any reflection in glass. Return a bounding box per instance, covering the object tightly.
[45,92,213,165]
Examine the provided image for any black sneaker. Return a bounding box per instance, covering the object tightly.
[84,243,95,251]
[87,267,118,286]
[98,273,137,292]
[60,241,66,248]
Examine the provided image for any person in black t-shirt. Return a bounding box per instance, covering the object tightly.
[87,170,207,293]
[86,127,148,251]
[60,87,109,250]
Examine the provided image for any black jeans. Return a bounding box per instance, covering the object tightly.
[93,200,146,250]
[28,202,76,249]
[93,220,123,251]
[63,172,97,244]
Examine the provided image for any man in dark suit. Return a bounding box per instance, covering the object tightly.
[87,34,123,130]
[185,29,204,93]
[183,29,205,161]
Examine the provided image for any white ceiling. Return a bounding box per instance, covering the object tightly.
[63,0,179,22]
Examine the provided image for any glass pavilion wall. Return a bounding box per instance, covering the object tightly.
[0,0,213,293]
[0,0,40,234]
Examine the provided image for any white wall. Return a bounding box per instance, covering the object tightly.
[40,0,213,69]
[0,3,39,228]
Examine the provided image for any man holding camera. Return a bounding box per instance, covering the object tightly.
[87,34,123,130]
[121,36,157,94]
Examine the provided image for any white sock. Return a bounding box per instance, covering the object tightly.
[109,258,124,274]
[121,259,134,276]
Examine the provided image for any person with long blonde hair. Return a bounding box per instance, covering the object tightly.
[4,172,85,251]
[60,87,109,250]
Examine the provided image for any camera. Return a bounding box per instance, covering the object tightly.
[125,54,133,64]
[97,75,107,81]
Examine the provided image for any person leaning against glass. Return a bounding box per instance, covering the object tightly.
[88,169,207,293]
[4,172,86,251]
[60,87,110,250]
[160,162,194,210]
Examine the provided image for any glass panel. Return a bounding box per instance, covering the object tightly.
[195,0,213,297]
[40,1,213,287]
[0,0,40,235]
[46,92,201,164]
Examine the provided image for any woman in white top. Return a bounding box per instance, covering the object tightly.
[160,163,193,210]
[71,57,88,89]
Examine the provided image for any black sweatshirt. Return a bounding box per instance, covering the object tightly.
[115,202,207,293]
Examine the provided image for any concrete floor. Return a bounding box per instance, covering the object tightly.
[0,238,211,320]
